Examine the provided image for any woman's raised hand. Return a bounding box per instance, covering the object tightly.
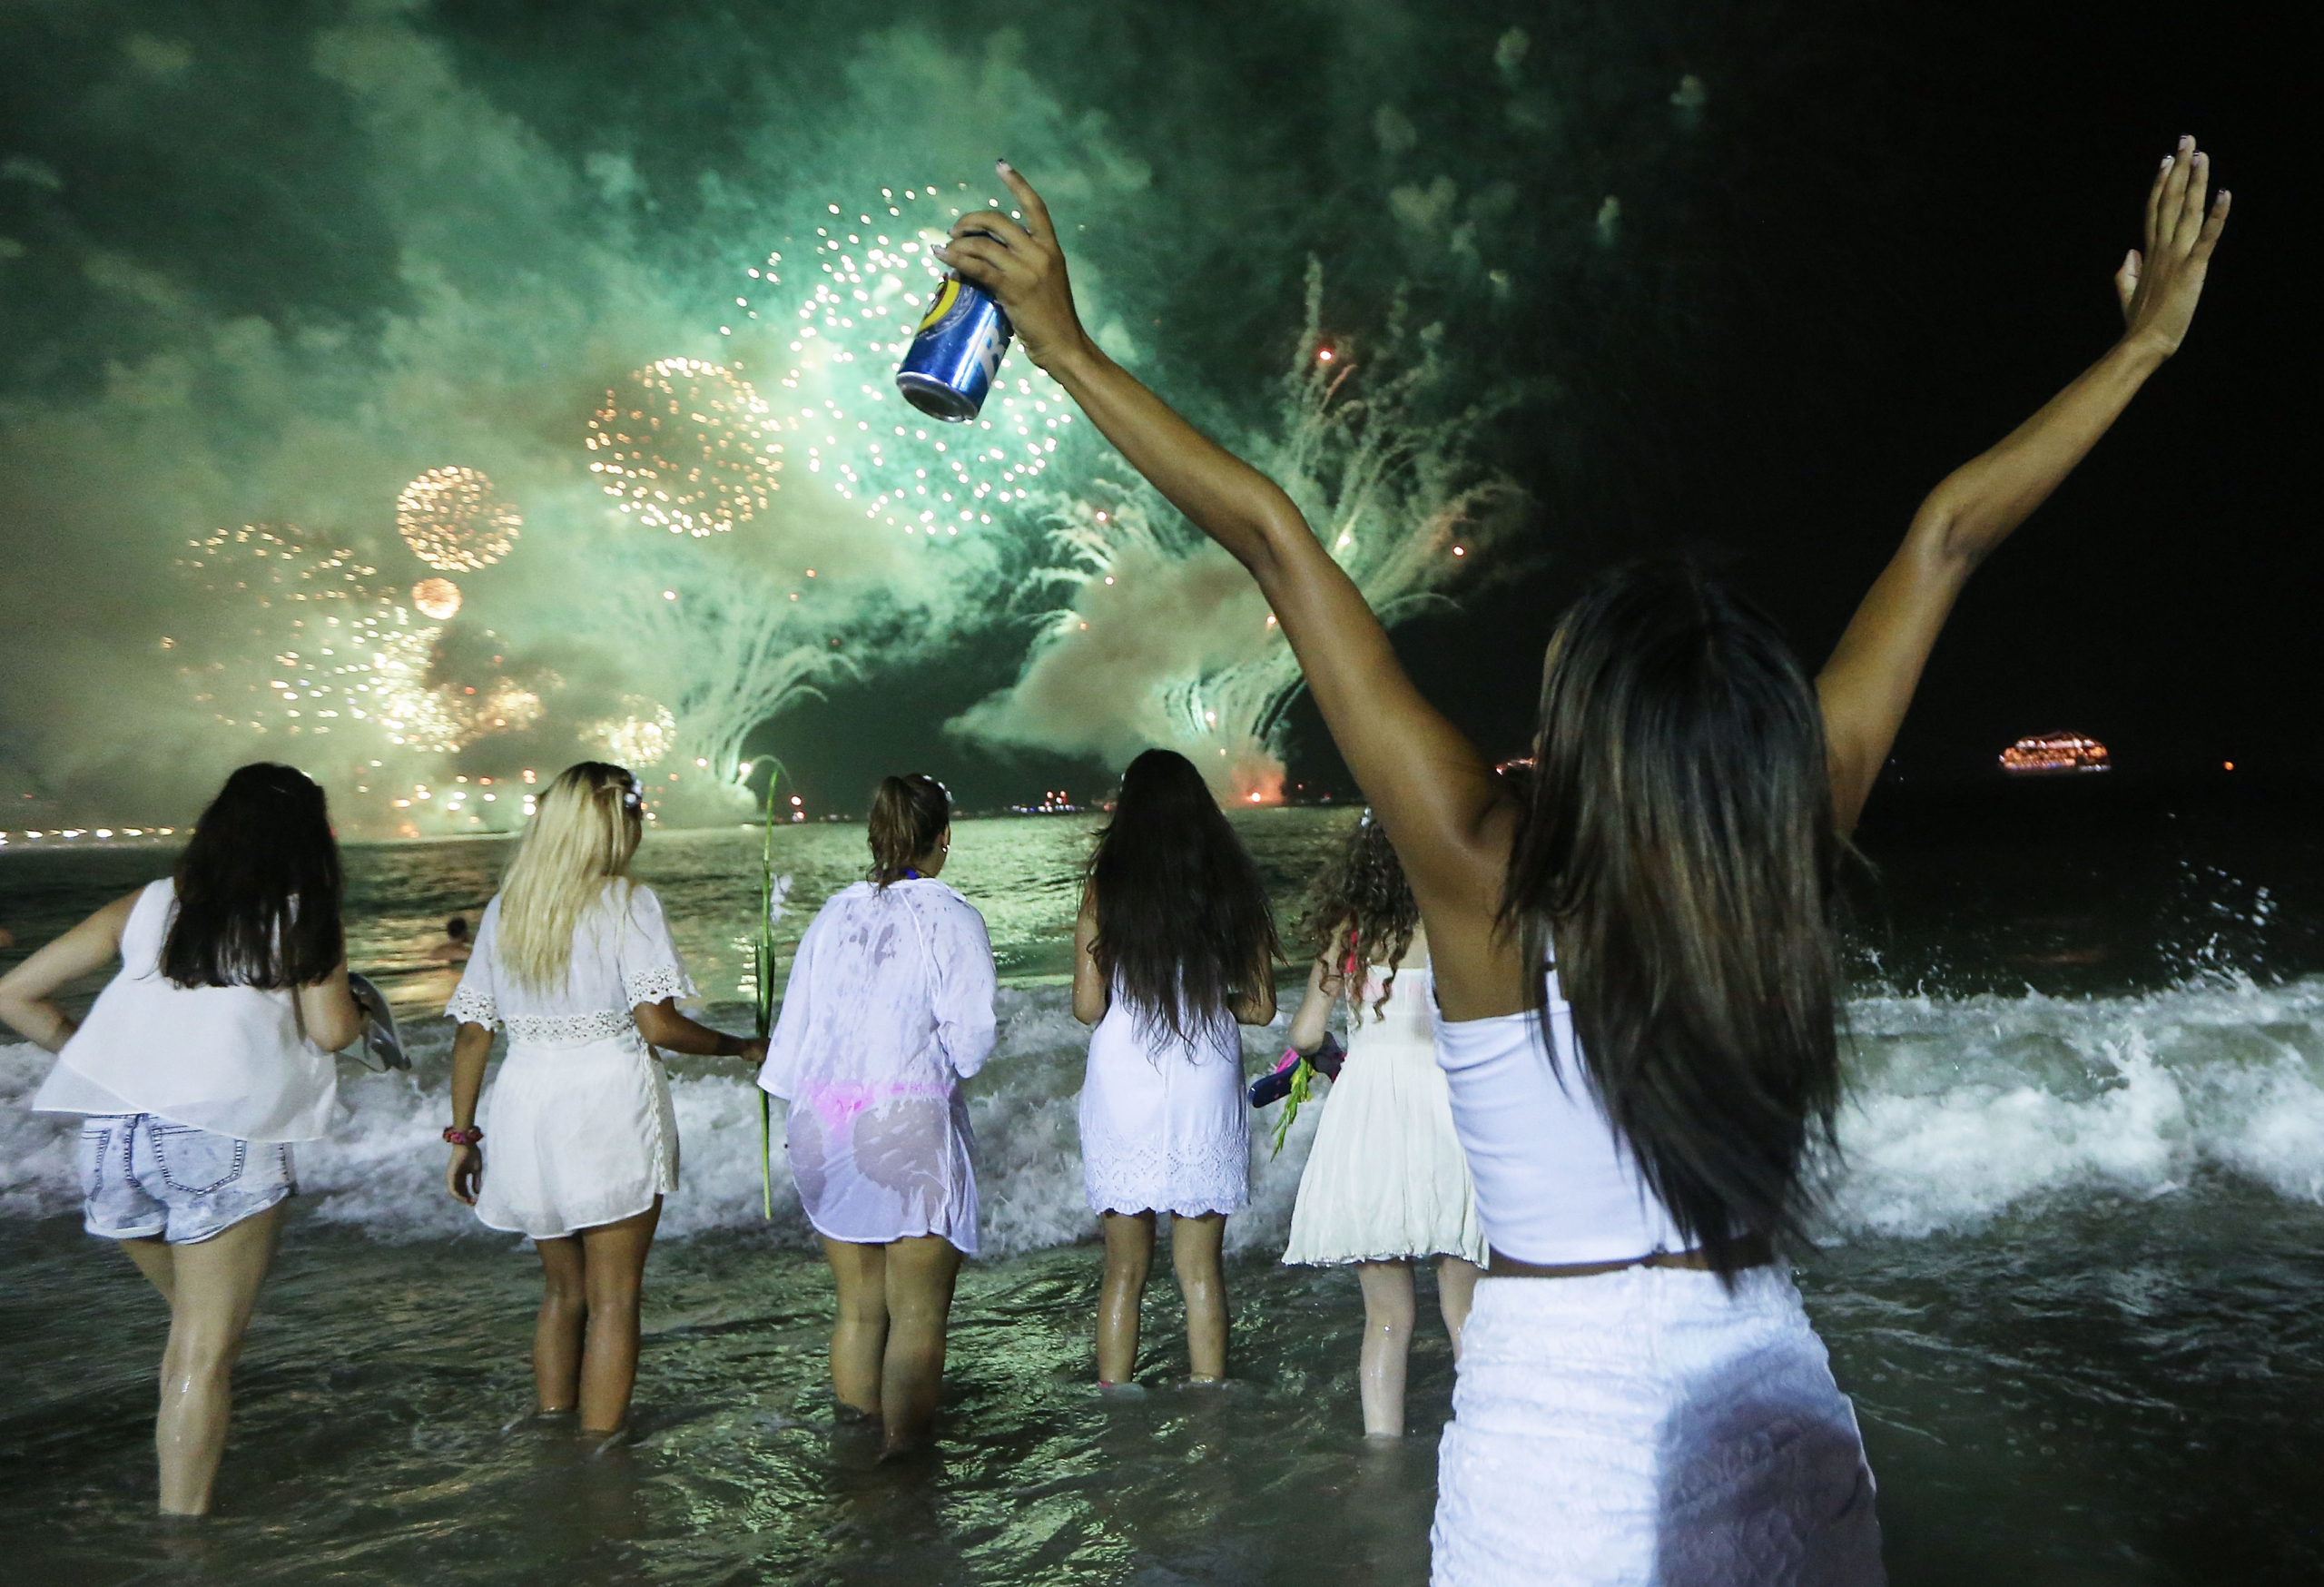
[2115,135,2231,359]
[940,162,1093,374]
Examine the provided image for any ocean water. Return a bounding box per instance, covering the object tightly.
[4,792,2322,1583]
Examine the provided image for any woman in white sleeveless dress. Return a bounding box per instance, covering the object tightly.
[2,764,361,1515]
[442,763,764,1443]
[950,147,2226,1578]
[1074,748,1278,1385]
[1278,814,1485,1437]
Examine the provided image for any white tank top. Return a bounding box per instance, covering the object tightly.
[1433,965,1688,1264]
[31,880,340,1142]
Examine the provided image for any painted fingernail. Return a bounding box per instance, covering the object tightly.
[997,157,1012,171]
[2180,133,2192,146]
[2194,151,2208,164]
[2162,155,2173,169]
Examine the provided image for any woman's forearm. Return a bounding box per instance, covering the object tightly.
[448,1025,493,1130]
[1043,341,1312,581]
[1911,336,2169,570]
[633,999,753,1057]
[0,994,74,1052]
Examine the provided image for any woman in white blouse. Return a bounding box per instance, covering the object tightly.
[0,764,361,1515]
[759,774,998,1458]
[443,762,764,1443]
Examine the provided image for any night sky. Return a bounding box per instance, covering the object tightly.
[0,0,2308,824]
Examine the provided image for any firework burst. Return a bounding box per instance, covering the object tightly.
[396,467,521,572]
[586,359,777,536]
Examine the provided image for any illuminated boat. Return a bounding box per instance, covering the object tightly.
[1998,733,2110,774]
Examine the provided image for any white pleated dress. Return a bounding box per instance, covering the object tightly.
[757,880,998,1256]
[1281,961,1487,1267]
[1078,988,1249,1219]
[445,884,693,1239]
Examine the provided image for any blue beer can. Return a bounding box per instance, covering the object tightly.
[895,274,1014,422]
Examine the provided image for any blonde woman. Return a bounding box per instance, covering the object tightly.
[442,762,764,1442]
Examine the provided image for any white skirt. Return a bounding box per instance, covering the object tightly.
[476,1034,678,1239]
[1433,1267,1883,1587]
[1281,1028,1487,1267]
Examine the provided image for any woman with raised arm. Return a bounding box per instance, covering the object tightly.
[1277,812,1487,1439]
[0,764,362,1516]
[1073,748,1278,1385]
[442,762,764,1447]
[759,774,998,1459]
[946,144,2227,1582]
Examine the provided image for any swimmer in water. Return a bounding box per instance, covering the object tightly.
[423,915,472,964]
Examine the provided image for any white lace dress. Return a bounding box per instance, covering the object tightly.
[1282,961,1487,1267]
[757,880,998,1255]
[1078,988,1249,1218]
[445,883,694,1238]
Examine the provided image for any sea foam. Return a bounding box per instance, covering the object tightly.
[5,979,2319,1252]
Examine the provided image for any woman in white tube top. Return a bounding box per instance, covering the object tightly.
[442,762,765,1444]
[963,144,2229,1582]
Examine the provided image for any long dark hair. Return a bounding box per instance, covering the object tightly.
[1088,749,1278,1044]
[1301,813,1418,1023]
[1500,563,1842,1277]
[162,763,345,990]
[868,774,950,886]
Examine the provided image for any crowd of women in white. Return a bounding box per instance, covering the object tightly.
[0,134,2228,1584]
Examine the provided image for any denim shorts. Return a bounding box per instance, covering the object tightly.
[76,1114,297,1245]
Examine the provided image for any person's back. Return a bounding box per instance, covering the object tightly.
[764,873,997,1248]
[760,773,997,1460]
[441,761,763,1445]
[1072,748,1279,1385]
[0,762,359,1516]
[1278,816,1486,1437]
[964,142,2229,1580]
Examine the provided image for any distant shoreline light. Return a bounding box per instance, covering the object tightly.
[1999,733,2111,775]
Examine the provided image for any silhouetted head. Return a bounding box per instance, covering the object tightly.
[868,774,951,886]
[445,915,468,941]
[1088,749,1279,1044]
[1300,812,1418,1023]
[163,763,344,990]
[1501,562,1842,1275]
[497,762,643,991]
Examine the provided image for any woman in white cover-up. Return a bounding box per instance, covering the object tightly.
[1277,813,1484,1438]
[760,774,997,1457]
[1073,748,1278,1385]
[442,763,765,1443]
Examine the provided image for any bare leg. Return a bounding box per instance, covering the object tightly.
[121,1236,175,1305]
[1355,1260,1417,1437]
[575,1198,660,1435]
[822,1237,889,1416]
[878,1235,962,1457]
[152,1202,285,1514]
[1170,1211,1229,1383]
[1096,1210,1156,1384]
[531,1236,586,1414]
[1435,1255,1482,1361]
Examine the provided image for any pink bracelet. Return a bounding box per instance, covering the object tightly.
[443,1126,483,1147]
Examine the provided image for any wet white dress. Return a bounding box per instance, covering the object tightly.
[1078,987,1248,1218]
[1281,960,1487,1267]
[757,880,997,1256]
[444,884,692,1239]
